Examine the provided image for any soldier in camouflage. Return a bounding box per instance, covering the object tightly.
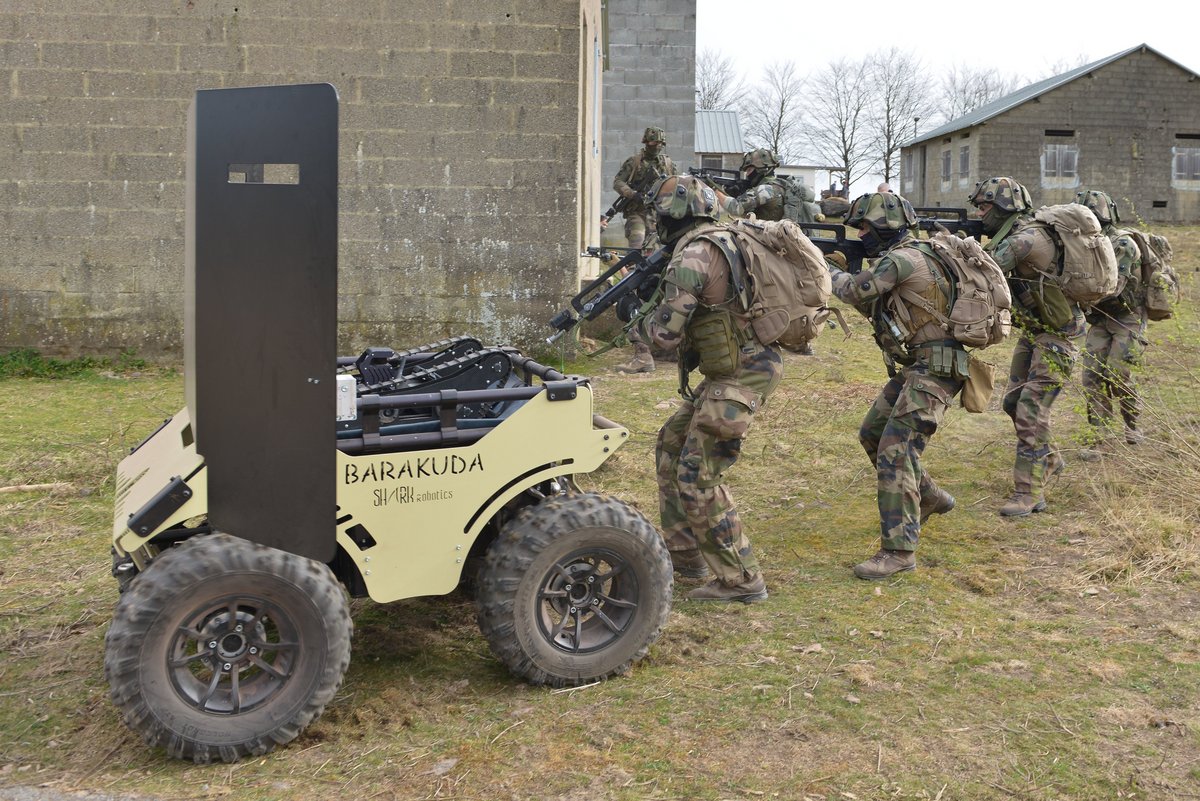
[971,177,1080,517]
[612,127,678,374]
[1075,190,1147,452]
[823,192,960,580]
[720,148,787,221]
[633,174,780,603]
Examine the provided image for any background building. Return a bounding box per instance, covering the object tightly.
[900,44,1200,222]
[0,0,604,358]
[694,109,744,172]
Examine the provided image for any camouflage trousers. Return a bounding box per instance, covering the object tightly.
[1002,331,1078,493]
[624,210,653,250]
[656,344,783,584]
[859,362,961,552]
[1082,314,1146,432]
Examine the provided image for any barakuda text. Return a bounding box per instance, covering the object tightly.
[344,453,484,485]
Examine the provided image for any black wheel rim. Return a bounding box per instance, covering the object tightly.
[534,544,639,654]
[166,595,300,715]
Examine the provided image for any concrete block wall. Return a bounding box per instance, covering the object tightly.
[1,0,598,358]
[600,0,695,243]
[905,48,1200,223]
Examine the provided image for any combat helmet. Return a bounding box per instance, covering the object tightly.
[740,147,780,173]
[969,176,1032,213]
[1075,189,1120,225]
[845,191,917,232]
[650,174,719,243]
[642,127,667,145]
[651,174,719,222]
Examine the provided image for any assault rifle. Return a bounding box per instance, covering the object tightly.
[802,208,985,274]
[803,222,870,273]
[547,246,671,344]
[688,166,744,196]
[914,207,985,240]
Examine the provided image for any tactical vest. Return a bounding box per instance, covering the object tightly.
[749,178,786,221]
[876,246,951,358]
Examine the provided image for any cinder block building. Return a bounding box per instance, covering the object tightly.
[0,0,604,358]
[900,44,1200,223]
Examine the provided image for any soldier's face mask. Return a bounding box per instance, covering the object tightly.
[644,141,662,156]
[979,204,1008,235]
[859,225,887,257]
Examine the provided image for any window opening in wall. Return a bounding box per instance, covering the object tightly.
[1173,146,1200,182]
[941,150,951,182]
[701,154,723,170]
[1045,129,1075,138]
[1043,143,1077,179]
[1152,200,1168,208]
[1175,133,1200,140]
[958,145,970,180]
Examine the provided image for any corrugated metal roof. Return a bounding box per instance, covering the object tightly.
[905,43,1199,147]
[695,109,745,154]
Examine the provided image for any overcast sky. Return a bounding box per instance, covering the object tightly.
[696,0,1198,86]
[695,0,1198,192]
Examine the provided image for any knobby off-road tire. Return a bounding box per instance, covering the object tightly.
[104,533,352,764]
[476,492,673,687]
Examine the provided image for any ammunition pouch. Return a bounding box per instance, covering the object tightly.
[909,340,970,380]
[688,308,748,380]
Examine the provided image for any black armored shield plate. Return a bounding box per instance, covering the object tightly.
[185,83,339,562]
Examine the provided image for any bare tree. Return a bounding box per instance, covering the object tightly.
[695,48,746,111]
[939,64,1023,122]
[805,58,876,190]
[864,49,941,183]
[739,61,806,162]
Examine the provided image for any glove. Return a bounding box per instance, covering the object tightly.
[825,251,847,271]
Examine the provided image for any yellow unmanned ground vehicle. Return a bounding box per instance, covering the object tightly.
[104,85,672,764]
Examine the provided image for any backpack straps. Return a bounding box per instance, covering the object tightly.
[983,213,1020,253]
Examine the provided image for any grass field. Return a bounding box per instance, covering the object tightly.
[1,228,1198,801]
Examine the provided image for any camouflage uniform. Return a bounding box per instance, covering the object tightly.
[640,218,781,591]
[612,129,677,250]
[975,178,1083,513]
[721,148,785,221]
[612,128,677,374]
[1076,191,1146,442]
[723,176,787,221]
[827,210,962,557]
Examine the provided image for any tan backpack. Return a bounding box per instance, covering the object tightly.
[1032,205,1119,304]
[1121,229,1179,321]
[915,232,1012,348]
[725,218,833,348]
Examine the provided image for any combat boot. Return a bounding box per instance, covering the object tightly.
[614,353,655,374]
[797,341,815,356]
[999,493,1046,517]
[1125,427,1145,445]
[853,549,915,580]
[919,487,956,524]
[686,574,767,604]
[669,549,710,580]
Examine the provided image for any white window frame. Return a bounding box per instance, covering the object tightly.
[958,145,970,187]
[1172,145,1200,190]
[1041,142,1079,189]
